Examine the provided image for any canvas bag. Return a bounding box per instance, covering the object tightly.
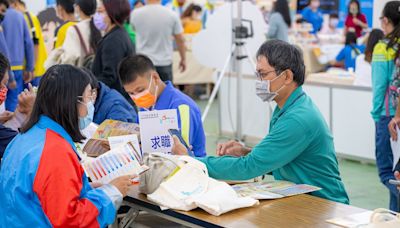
[146,155,259,216]
[359,208,400,228]
[139,153,182,194]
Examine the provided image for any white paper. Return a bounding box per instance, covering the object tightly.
[390,128,400,171]
[139,109,178,154]
[326,211,373,228]
[108,134,140,153]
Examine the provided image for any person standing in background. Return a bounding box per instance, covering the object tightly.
[54,0,76,48]
[181,4,202,34]
[301,0,323,34]
[345,0,368,38]
[59,0,101,67]
[130,0,186,82]
[267,0,291,42]
[354,29,384,87]
[91,0,135,106]
[1,0,34,112]
[372,1,400,212]
[0,1,16,90]
[14,0,47,87]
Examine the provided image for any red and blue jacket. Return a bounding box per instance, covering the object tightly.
[0,116,122,227]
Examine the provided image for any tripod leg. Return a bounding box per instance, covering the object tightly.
[201,45,236,122]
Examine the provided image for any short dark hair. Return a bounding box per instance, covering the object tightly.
[56,0,75,14]
[345,31,357,45]
[329,13,338,19]
[75,0,97,15]
[0,52,10,82]
[21,65,91,143]
[256,40,305,86]
[103,0,131,25]
[119,54,155,84]
[0,0,9,8]
[273,0,291,27]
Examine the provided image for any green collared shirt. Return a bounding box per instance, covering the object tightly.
[198,86,349,204]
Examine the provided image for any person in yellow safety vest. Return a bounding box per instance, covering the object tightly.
[119,54,206,157]
[54,0,77,49]
[15,0,47,86]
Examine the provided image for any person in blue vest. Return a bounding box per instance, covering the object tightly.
[118,54,206,157]
[301,0,323,34]
[1,0,34,112]
[84,68,137,125]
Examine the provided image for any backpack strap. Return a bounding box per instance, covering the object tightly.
[24,12,38,44]
[385,87,390,117]
[72,25,90,56]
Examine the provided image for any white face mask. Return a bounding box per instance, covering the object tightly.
[255,73,285,102]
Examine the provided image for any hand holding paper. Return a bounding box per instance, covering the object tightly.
[390,128,400,171]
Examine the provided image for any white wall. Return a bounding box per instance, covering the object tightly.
[373,0,391,28]
[25,0,48,15]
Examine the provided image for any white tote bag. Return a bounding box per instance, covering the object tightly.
[147,155,259,216]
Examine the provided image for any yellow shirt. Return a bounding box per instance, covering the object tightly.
[54,21,76,49]
[183,19,202,34]
[23,12,47,77]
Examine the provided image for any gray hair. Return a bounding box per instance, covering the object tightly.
[256,40,306,86]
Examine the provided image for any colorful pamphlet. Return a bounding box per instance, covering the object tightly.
[93,119,140,139]
[82,142,146,184]
[232,181,321,200]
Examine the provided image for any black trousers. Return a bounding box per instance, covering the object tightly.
[155,64,173,82]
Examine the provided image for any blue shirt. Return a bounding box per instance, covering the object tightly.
[0,29,14,82]
[336,44,365,70]
[2,8,34,71]
[301,7,323,34]
[93,82,137,125]
[139,81,206,157]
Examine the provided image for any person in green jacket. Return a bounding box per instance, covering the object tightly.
[172,39,349,204]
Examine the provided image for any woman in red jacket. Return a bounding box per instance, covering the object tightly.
[345,0,368,38]
[0,64,134,227]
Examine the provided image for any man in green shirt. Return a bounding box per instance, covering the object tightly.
[172,40,349,204]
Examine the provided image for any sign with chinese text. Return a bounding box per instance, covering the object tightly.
[139,109,178,154]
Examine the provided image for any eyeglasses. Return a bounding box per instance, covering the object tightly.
[77,94,96,104]
[255,70,276,81]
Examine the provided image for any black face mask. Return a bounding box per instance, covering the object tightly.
[0,14,4,23]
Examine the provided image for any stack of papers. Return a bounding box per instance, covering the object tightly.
[326,211,373,227]
[232,181,321,200]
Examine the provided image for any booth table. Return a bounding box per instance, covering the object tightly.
[123,186,366,228]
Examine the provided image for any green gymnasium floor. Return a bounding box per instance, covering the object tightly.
[195,99,389,211]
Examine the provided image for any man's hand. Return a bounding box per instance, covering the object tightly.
[8,80,17,89]
[171,135,190,156]
[395,171,400,191]
[17,83,36,114]
[179,58,186,72]
[216,140,251,157]
[110,175,137,197]
[23,71,34,83]
[389,117,400,141]
[0,111,14,123]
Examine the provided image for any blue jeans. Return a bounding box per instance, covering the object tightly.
[5,70,23,112]
[375,116,399,212]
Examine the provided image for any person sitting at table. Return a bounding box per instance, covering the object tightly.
[172,40,349,204]
[0,64,134,226]
[345,0,368,38]
[330,31,365,71]
[118,54,206,157]
[354,29,384,87]
[301,0,323,34]
[84,68,137,125]
[319,13,340,35]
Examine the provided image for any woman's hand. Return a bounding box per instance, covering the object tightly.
[0,111,14,123]
[110,175,136,197]
[388,117,400,141]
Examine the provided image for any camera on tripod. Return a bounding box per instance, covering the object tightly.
[234,19,254,39]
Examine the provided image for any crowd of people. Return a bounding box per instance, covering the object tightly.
[0,0,399,226]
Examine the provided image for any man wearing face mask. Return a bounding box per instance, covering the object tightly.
[172,40,349,204]
[118,55,206,157]
[320,13,340,35]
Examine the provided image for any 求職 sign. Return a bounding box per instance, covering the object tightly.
[139,109,178,154]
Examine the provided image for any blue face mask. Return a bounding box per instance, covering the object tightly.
[79,101,95,130]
